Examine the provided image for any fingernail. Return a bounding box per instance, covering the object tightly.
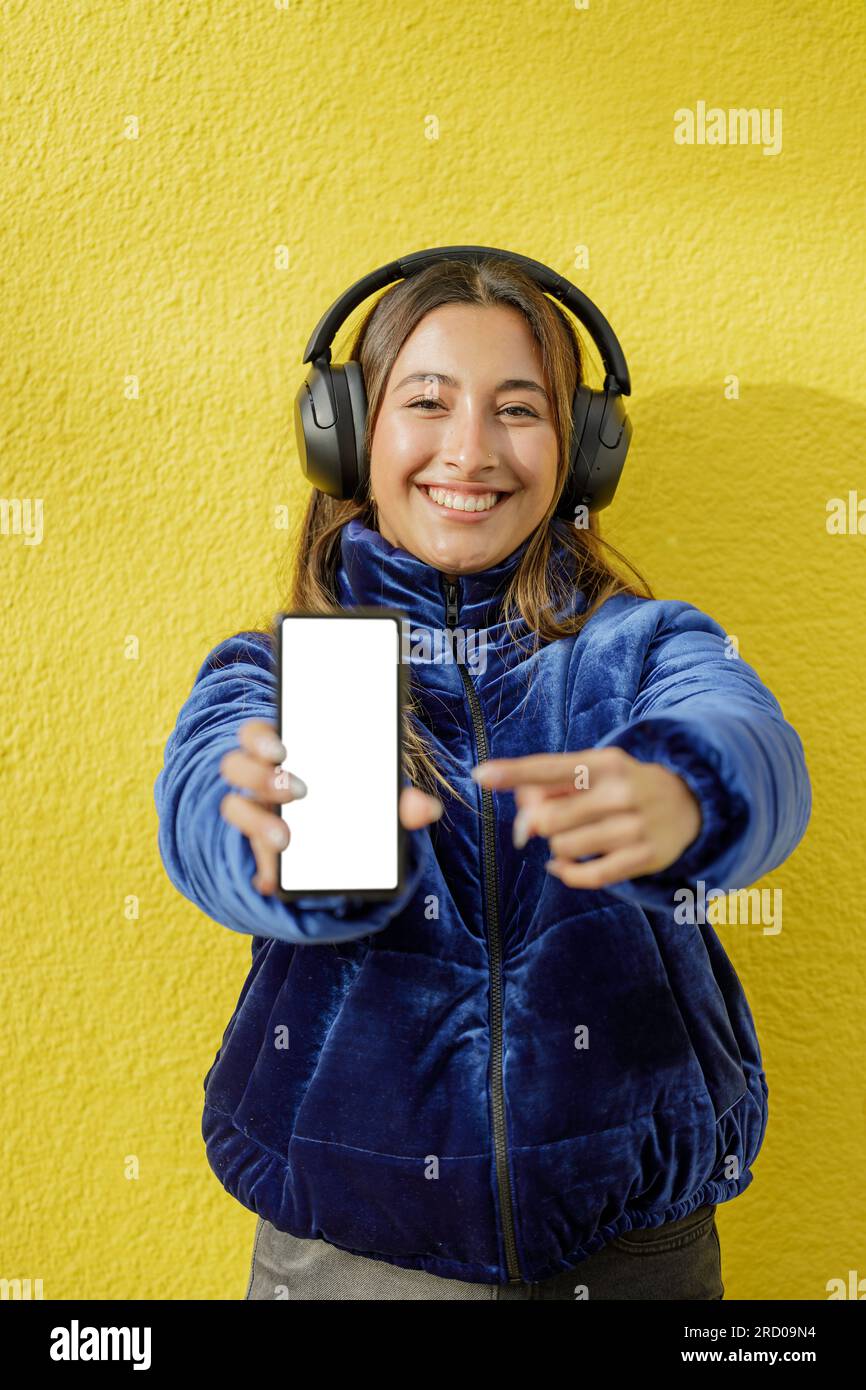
[544,859,560,874]
[470,765,492,783]
[256,734,287,762]
[430,799,444,820]
[288,774,307,798]
[268,824,289,849]
[512,808,531,849]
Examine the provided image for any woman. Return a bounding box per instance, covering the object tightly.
[154,255,812,1299]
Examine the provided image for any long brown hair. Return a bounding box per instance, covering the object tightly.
[267,256,654,807]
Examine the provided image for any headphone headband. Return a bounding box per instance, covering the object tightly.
[302,243,631,395]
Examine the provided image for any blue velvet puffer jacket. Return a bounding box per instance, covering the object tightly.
[154,516,812,1285]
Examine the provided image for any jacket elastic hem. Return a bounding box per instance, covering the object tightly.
[201,1082,764,1286]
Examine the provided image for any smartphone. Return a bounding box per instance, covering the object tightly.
[274,609,407,900]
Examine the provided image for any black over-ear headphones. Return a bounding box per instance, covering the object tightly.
[294,244,632,519]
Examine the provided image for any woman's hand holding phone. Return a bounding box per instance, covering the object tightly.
[219,718,444,896]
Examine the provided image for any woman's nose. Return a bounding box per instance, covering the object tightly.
[440,430,500,469]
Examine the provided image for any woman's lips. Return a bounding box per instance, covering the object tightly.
[415,483,512,521]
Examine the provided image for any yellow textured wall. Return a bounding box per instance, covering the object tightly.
[2,0,863,1301]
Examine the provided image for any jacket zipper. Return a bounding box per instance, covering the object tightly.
[443,575,522,1283]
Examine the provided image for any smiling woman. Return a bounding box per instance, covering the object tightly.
[153,250,812,1300]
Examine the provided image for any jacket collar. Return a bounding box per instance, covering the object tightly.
[336,516,581,631]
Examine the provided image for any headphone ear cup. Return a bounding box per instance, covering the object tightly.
[341,359,369,499]
[557,385,631,519]
[294,358,369,501]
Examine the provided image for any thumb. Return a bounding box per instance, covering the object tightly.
[399,786,445,830]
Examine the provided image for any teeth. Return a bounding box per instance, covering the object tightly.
[423,486,503,512]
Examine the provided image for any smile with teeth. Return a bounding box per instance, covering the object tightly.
[419,485,507,513]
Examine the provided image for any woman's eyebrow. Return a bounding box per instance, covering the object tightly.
[392,370,548,400]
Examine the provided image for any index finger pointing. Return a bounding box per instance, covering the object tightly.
[470,751,609,789]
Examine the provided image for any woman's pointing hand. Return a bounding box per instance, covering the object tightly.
[470,747,703,889]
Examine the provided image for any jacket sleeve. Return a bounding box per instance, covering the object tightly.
[153,631,426,944]
[591,600,812,909]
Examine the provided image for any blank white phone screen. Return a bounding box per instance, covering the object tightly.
[279,616,399,893]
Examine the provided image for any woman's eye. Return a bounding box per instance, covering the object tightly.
[406,398,538,418]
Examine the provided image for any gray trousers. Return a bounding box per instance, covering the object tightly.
[245,1203,724,1300]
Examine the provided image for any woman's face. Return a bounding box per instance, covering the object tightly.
[369,303,559,576]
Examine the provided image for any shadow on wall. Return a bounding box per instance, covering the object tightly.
[599,383,865,646]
